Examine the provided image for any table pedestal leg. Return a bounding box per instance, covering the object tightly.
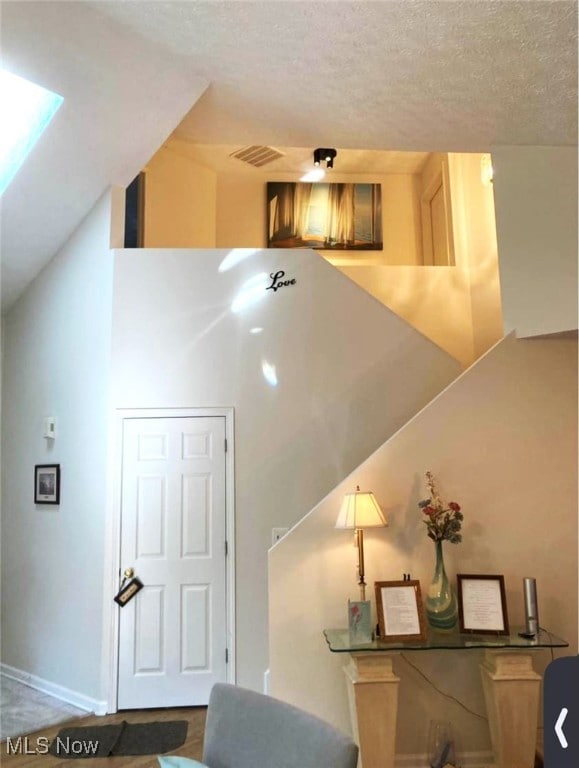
[480,651,541,768]
[343,653,400,768]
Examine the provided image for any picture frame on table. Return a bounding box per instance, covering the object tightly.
[374,579,427,642]
[34,464,60,505]
[457,574,509,635]
[348,600,373,644]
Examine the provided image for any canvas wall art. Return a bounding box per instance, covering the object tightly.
[267,182,382,250]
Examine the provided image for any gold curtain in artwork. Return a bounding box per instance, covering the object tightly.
[293,183,312,239]
[269,183,313,239]
[267,181,382,250]
[325,184,355,245]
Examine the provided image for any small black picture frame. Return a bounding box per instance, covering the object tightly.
[34,464,60,505]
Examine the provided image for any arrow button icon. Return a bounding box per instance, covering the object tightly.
[555,707,568,749]
[544,656,578,767]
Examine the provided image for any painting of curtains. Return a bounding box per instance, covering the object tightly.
[267,182,382,250]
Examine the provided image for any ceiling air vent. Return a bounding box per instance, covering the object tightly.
[229,145,284,168]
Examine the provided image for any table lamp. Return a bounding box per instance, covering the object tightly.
[335,485,388,600]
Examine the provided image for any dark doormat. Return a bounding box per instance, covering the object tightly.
[49,720,188,758]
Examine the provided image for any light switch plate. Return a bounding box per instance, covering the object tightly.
[44,416,56,439]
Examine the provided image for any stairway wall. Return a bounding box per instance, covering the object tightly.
[269,333,577,756]
[340,152,503,368]
[112,246,461,693]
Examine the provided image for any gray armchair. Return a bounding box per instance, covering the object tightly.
[202,683,358,768]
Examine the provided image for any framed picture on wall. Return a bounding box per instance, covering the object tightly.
[457,574,509,635]
[374,580,427,642]
[267,182,383,250]
[34,464,60,505]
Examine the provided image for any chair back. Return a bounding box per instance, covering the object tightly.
[203,683,358,768]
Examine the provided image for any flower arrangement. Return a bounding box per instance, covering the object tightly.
[418,471,463,543]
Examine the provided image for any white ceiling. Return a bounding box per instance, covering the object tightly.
[1,0,577,311]
[166,142,430,175]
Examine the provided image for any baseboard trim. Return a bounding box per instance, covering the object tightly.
[395,752,495,768]
[1,663,107,715]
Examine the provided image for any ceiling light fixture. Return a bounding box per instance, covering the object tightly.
[313,148,337,170]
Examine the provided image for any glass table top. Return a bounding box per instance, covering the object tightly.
[323,627,569,653]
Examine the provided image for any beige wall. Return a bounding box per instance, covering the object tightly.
[217,170,424,266]
[269,333,578,759]
[142,140,424,265]
[339,264,474,366]
[143,140,217,248]
[339,155,503,367]
[449,154,504,360]
[140,144,504,368]
[492,145,578,337]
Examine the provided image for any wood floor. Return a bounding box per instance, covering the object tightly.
[0,707,207,768]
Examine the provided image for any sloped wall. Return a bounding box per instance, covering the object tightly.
[339,264,473,366]
[112,247,461,693]
[269,334,577,758]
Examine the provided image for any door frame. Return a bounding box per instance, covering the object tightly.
[102,407,236,713]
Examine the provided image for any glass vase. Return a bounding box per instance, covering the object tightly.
[425,540,458,630]
[427,719,457,768]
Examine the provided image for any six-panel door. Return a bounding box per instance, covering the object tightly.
[117,416,227,708]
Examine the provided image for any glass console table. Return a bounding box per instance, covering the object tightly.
[324,626,568,653]
[323,627,568,768]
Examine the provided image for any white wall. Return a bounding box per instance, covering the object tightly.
[111,247,461,692]
[269,334,578,759]
[492,145,578,337]
[1,189,117,709]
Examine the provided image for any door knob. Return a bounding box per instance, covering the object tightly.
[123,567,134,579]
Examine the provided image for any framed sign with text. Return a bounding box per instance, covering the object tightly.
[457,574,509,635]
[374,580,427,642]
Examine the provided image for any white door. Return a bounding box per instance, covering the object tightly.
[117,416,228,708]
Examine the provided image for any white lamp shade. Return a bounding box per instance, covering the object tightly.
[335,488,387,529]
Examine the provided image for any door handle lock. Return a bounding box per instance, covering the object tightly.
[115,567,143,607]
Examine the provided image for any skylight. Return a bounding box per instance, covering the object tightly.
[0,69,63,196]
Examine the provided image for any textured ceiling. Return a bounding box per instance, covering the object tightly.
[165,142,430,175]
[96,0,578,151]
[1,0,577,311]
